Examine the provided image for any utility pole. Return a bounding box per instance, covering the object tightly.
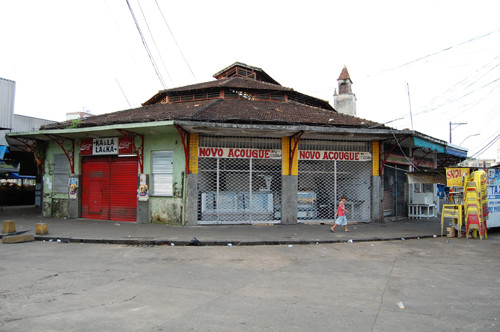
[449,121,467,143]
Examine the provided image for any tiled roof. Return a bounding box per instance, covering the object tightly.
[41,98,381,130]
[338,66,351,81]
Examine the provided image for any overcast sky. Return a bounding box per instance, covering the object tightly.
[1,0,499,159]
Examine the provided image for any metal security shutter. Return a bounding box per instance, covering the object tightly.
[82,157,111,220]
[81,156,137,222]
[110,157,137,221]
[298,140,372,222]
[383,164,407,219]
[197,136,281,224]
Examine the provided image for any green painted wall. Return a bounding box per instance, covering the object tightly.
[41,125,187,224]
[145,127,186,225]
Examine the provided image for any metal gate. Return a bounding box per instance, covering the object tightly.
[197,136,282,224]
[298,140,372,222]
[383,164,407,219]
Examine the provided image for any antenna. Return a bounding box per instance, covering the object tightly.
[406,83,413,130]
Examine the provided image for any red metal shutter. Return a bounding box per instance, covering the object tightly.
[82,157,111,220]
[109,157,137,221]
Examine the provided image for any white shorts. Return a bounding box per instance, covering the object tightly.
[335,216,347,226]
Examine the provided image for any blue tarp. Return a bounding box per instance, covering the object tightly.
[0,146,9,160]
[413,137,445,153]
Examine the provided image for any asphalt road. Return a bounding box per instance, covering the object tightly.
[1,236,499,331]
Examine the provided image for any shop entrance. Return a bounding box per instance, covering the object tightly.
[81,156,138,221]
[298,140,372,222]
[197,136,282,224]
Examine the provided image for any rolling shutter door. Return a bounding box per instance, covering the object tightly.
[81,156,137,222]
[82,157,111,220]
[110,157,137,221]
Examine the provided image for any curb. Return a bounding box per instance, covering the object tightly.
[32,234,440,247]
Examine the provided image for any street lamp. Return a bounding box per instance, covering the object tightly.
[449,121,467,143]
[459,133,480,146]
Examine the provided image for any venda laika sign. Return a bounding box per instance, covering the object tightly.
[80,137,134,156]
[299,150,371,161]
[93,137,118,155]
[199,147,282,159]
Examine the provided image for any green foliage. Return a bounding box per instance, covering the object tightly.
[66,118,82,129]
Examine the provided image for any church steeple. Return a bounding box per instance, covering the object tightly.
[333,66,357,116]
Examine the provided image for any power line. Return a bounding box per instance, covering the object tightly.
[115,78,131,108]
[368,26,500,77]
[470,132,500,158]
[125,0,167,89]
[154,0,197,81]
[136,0,174,86]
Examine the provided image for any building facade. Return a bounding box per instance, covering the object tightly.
[7,63,466,224]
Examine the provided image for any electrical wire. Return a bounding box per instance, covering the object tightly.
[125,0,167,89]
[470,132,500,158]
[136,0,174,87]
[154,0,197,81]
[370,27,500,77]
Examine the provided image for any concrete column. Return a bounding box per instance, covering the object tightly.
[281,175,298,224]
[186,173,199,226]
[371,176,382,223]
[137,174,150,224]
[68,174,81,219]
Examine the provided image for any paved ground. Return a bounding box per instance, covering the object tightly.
[0,206,462,246]
[1,206,499,331]
[1,233,499,331]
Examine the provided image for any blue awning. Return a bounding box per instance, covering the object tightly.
[0,146,9,160]
[413,137,445,153]
[10,173,36,179]
[446,146,468,158]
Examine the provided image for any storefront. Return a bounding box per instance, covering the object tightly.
[297,139,372,222]
[6,62,467,225]
[196,136,282,224]
[81,156,138,221]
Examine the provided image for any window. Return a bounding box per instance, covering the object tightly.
[152,151,173,195]
[53,154,69,193]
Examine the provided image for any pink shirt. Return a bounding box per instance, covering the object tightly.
[338,201,345,216]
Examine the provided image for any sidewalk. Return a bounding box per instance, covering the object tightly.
[1,205,446,246]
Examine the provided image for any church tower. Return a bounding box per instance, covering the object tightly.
[333,66,357,116]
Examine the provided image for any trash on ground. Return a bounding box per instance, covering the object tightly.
[397,301,405,309]
[188,237,202,246]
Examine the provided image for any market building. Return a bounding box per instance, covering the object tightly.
[7,63,467,224]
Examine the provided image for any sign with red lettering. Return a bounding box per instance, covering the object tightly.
[198,147,282,159]
[298,150,371,161]
[446,167,470,186]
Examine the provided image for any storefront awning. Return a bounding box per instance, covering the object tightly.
[413,137,444,153]
[445,145,468,158]
[10,172,36,179]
